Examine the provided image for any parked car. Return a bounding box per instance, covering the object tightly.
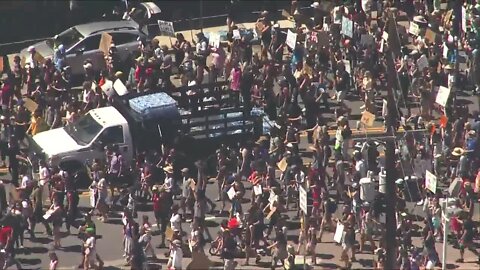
[19,20,145,78]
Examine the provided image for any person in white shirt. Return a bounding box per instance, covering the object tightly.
[20,175,32,189]
[26,46,38,69]
[84,228,97,269]
[170,205,182,233]
[163,166,174,194]
[354,151,367,180]
[167,239,183,270]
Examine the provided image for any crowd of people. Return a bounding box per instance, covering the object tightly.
[0,0,479,269]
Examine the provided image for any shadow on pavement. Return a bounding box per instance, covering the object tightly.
[17,258,41,266]
[61,244,82,253]
[27,246,48,254]
[446,263,459,269]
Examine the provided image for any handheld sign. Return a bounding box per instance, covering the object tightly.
[286,30,297,49]
[416,54,429,71]
[435,86,450,107]
[409,22,420,36]
[99,32,113,56]
[113,79,128,96]
[299,185,308,214]
[233,29,241,40]
[341,16,353,38]
[157,20,175,37]
[361,111,375,127]
[334,222,344,243]
[425,170,437,193]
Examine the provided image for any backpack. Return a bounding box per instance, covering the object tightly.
[327,199,337,214]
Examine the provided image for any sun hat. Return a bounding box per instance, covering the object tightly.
[451,147,465,156]
[163,165,174,174]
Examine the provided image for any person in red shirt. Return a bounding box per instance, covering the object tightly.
[0,225,13,250]
[152,186,173,248]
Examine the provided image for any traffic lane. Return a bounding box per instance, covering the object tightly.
[14,182,479,269]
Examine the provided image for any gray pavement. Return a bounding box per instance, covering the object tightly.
[6,17,480,270]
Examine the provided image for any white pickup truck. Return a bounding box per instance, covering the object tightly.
[30,90,263,181]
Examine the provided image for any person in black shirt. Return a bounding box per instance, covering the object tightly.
[7,136,19,187]
[221,229,237,270]
[457,215,480,263]
[268,229,288,269]
[241,66,254,111]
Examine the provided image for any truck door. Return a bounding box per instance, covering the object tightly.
[96,125,132,165]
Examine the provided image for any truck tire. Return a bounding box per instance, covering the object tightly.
[59,160,92,190]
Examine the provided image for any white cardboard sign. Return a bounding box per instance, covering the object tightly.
[435,86,451,107]
[157,20,175,37]
[286,30,297,49]
[425,170,437,193]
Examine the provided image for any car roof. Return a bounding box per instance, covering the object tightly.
[89,106,128,127]
[74,20,139,37]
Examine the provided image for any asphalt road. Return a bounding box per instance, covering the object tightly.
[6,19,480,270]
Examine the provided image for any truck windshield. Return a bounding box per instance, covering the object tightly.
[64,114,102,146]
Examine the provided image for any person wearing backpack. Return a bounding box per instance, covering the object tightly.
[318,192,337,242]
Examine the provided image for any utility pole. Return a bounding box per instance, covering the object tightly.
[383,12,400,270]
[199,0,204,32]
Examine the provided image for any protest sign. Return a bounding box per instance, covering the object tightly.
[286,30,297,49]
[209,32,220,48]
[23,97,39,113]
[361,111,375,127]
[425,170,437,193]
[416,55,429,70]
[425,29,436,44]
[462,7,467,33]
[232,29,241,40]
[253,184,263,196]
[299,185,307,214]
[435,86,450,107]
[277,157,288,172]
[382,31,389,41]
[341,16,353,38]
[334,222,345,244]
[409,22,420,36]
[99,32,113,56]
[157,20,175,37]
[440,3,448,10]
[113,79,128,96]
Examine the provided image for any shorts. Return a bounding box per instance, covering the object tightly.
[342,243,352,252]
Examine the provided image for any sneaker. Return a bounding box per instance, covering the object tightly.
[456,258,463,263]
[416,199,424,206]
